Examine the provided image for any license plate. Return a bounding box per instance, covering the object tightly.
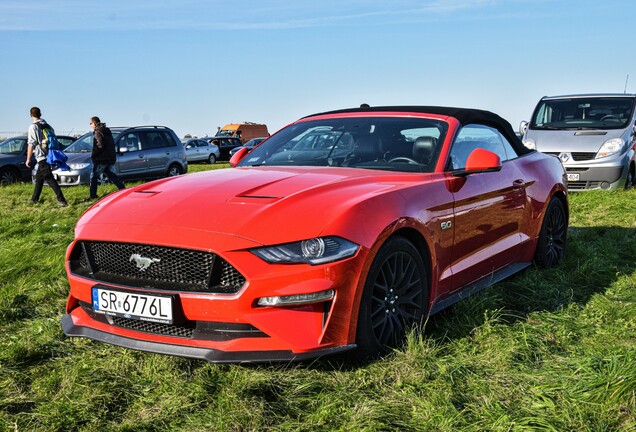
[92,287,173,324]
[567,173,580,181]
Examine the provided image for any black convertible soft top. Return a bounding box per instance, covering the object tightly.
[305,105,532,155]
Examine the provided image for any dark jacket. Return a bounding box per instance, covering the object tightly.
[92,124,117,164]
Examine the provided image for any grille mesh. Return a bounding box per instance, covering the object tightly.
[70,241,245,294]
[111,316,195,338]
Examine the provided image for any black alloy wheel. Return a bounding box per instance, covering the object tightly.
[534,197,567,268]
[355,236,428,360]
[0,168,20,185]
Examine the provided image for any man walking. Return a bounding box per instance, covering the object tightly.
[26,107,68,206]
[89,116,125,200]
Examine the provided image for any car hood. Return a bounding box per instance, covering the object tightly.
[64,152,92,164]
[77,166,433,247]
[529,128,625,152]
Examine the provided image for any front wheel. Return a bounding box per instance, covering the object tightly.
[534,197,567,268]
[354,236,428,360]
[625,164,635,190]
[0,168,20,185]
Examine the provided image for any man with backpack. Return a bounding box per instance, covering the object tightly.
[25,107,68,206]
[88,116,125,200]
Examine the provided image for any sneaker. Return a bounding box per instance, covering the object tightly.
[58,201,68,207]
[84,196,99,203]
[26,199,39,204]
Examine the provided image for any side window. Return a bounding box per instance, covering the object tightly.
[448,124,517,170]
[162,131,178,147]
[142,132,169,150]
[119,133,140,152]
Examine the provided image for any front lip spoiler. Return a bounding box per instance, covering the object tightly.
[61,314,355,363]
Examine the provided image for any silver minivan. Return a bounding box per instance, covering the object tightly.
[521,93,636,190]
[45,126,188,186]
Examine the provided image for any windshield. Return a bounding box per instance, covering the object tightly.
[216,129,235,137]
[531,97,635,130]
[236,117,448,173]
[65,131,121,153]
[0,137,27,154]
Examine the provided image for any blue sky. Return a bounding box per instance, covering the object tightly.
[1,0,635,138]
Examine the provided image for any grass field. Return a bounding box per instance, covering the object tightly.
[0,164,634,431]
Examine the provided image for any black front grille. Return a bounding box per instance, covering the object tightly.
[544,152,597,162]
[70,241,245,294]
[571,152,597,161]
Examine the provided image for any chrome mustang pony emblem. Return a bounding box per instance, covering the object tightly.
[130,254,161,271]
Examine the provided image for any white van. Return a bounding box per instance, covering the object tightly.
[521,94,636,190]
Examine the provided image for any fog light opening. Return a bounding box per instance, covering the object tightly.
[257,289,335,307]
[600,181,610,190]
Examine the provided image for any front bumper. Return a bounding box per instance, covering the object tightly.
[61,314,355,363]
[63,235,370,362]
[565,165,626,190]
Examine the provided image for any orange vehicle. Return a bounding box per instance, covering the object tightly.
[216,122,269,144]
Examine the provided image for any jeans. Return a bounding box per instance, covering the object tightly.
[32,161,67,203]
[89,163,125,198]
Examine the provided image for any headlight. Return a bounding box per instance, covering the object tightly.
[596,138,624,158]
[522,139,536,150]
[69,163,90,170]
[251,236,359,265]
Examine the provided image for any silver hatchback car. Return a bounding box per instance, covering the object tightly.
[521,93,636,190]
[45,126,188,186]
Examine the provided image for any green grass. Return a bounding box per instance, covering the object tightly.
[0,167,634,431]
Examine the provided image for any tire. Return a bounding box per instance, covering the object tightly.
[0,167,20,185]
[208,153,217,164]
[534,197,567,268]
[354,236,428,360]
[167,164,182,177]
[97,172,110,186]
[625,164,635,190]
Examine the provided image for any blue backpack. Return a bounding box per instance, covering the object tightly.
[38,122,70,171]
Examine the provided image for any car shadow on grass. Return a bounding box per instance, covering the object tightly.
[424,225,636,344]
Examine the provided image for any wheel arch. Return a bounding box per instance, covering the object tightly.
[344,223,434,344]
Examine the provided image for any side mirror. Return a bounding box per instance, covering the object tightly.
[519,121,528,137]
[454,148,502,176]
[118,146,129,154]
[229,146,249,167]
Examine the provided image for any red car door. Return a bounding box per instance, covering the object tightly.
[445,125,529,292]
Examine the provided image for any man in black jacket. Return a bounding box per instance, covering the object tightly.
[89,116,125,200]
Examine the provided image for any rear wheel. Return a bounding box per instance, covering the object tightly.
[0,167,20,185]
[354,236,428,360]
[208,153,217,164]
[167,164,182,177]
[534,197,567,268]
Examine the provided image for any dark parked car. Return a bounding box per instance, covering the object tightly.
[0,135,76,185]
[228,137,267,157]
[208,137,243,160]
[181,138,220,164]
[40,126,187,186]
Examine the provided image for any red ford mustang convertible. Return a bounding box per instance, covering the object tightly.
[62,106,568,362]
